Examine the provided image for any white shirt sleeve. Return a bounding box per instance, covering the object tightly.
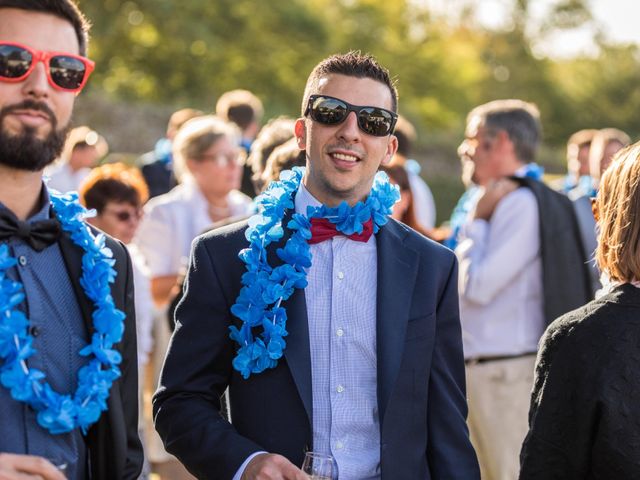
[408,172,437,229]
[455,187,540,306]
[232,451,268,480]
[135,202,180,278]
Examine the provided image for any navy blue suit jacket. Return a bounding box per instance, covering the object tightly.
[153,217,479,479]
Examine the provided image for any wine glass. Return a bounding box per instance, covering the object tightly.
[301,451,334,480]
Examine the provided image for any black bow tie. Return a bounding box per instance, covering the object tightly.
[0,208,61,252]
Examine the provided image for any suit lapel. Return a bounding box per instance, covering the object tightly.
[58,231,95,334]
[376,221,418,425]
[267,210,313,425]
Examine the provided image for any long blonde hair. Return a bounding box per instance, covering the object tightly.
[596,141,640,282]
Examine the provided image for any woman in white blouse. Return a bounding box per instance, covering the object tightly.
[135,115,253,308]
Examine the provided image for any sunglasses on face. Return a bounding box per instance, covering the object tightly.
[0,42,95,93]
[197,152,242,168]
[103,208,142,223]
[305,94,398,137]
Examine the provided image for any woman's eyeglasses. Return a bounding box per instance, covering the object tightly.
[305,94,397,137]
[0,42,94,93]
[103,208,143,223]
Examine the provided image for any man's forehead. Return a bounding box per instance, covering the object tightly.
[314,74,393,109]
[0,8,80,55]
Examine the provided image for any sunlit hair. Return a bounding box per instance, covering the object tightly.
[0,0,91,56]
[595,141,640,283]
[247,117,295,192]
[301,51,398,115]
[215,89,264,131]
[79,162,149,213]
[58,125,108,165]
[172,115,240,182]
[589,128,630,180]
[260,138,305,192]
[467,99,541,163]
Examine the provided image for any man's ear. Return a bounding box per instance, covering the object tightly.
[294,119,307,150]
[380,134,399,167]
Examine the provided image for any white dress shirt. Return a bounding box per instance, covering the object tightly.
[455,186,544,359]
[44,163,91,194]
[135,178,253,278]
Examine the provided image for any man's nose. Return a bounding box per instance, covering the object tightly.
[20,61,50,99]
[335,111,361,143]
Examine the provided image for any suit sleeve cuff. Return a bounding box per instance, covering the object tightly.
[232,451,268,480]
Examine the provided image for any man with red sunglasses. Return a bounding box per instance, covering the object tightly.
[0,1,143,479]
[155,51,479,479]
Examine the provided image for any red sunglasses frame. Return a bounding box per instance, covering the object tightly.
[0,41,95,93]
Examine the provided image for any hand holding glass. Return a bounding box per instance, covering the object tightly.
[301,452,334,480]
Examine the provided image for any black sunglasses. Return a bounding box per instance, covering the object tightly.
[103,208,142,222]
[305,94,398,137]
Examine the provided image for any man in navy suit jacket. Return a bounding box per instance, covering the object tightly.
[154,52,479,480]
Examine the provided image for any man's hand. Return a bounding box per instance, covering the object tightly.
[0,453,66,480]
[241,453,308,480]
[473,178,519,221]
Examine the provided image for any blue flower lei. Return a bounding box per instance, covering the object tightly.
[230,167,399,379]
[0,192,125,435]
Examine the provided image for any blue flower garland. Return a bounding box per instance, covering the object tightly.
[230,167,399,379]
[0,191,125,434]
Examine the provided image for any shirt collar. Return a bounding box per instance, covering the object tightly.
[294,181,322,215]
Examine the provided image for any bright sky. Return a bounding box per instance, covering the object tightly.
[425,0,640,58]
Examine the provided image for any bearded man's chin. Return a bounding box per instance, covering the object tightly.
[0,123,69,172]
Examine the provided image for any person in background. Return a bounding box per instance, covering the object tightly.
[78,163,153,478]
[137,108,203,199]
[568,127,630,296]
[215,89,264,197]
[259,137,306,191]
[389,115,436,229]
[45,125,108,193]
[0,1,142,478]
[552,129,598,194]
[135,115,252,480]
[379,163,433,238]
[455,99,591,480]
[246,116,295,195]
[520,141,640,479]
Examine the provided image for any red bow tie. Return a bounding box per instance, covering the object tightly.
[308,217,374,245]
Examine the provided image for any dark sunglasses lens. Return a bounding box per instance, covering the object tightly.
[115,212,132,222]
[311,97,348,125]
[0,44,32,78]
[358,108,394,136]
[49,55,86,90]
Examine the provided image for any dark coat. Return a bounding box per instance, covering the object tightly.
[520,283,640,479]
[59,230,143,480]
[153,218,480,480]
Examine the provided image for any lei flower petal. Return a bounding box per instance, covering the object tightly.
[229,167,398,378]
[0,192,126,435]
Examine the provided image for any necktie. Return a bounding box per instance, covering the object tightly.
[0,208,61,252]
[309,217,373,245]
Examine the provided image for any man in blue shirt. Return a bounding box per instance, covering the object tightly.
[154,52,479,480]
[0,1,142,478]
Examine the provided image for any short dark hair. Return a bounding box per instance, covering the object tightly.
[0,0,91,56]
[216,89,264,131]
[80,163,149,213]
[393,116,416,158]
[468,99,541,163]
[301,51,398,115]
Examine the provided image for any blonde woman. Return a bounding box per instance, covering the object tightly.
[520,141,640,479]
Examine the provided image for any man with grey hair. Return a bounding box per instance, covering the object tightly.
[455,99,590,479]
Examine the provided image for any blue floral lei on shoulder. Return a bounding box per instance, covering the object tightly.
[230,167,399,379]
[0,191,125,435]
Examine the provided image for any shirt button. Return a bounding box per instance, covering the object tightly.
[336,441,344,450]
[337,385,345,393]
[337,271,344,280]
[18,255,27,266]
[28,326,40,337]
[336,328,344,337]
